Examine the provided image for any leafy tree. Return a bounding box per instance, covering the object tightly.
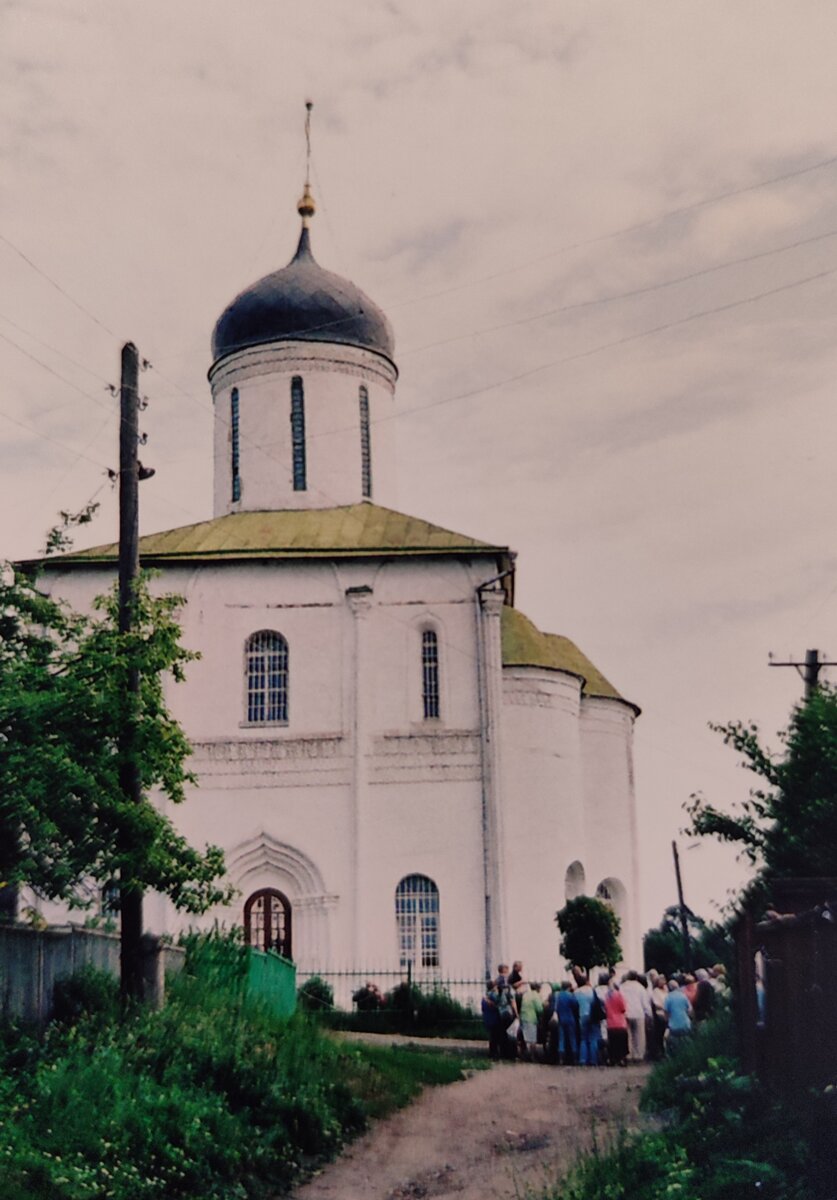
[0,565,232,915]
[555,894,622,971]
[686,687,837,902]
[643,905,733,976]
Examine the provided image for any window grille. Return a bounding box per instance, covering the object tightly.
[395,874,440,969]
[359,384,372,499]
[290,376,307,491]
[246,631,289,723]
[101,880,120,917]
[422,629,440,719]
[231,387,241,502]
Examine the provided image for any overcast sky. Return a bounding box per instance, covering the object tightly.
[3,1,837,936]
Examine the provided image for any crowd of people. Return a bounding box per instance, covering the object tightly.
[481,960,727,1064]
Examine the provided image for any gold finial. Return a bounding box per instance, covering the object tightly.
[297,181,316,226]
[297,100,315,227]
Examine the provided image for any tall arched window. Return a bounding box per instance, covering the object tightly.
[565,861,586,900]
[246,631,289,724]
[230,387,241,502]
[596,877,627,930]
[359,384,372,499]
[422,629,440,719]
[290,376,307,491]
[244,888,292,959]
[395,874,440,969]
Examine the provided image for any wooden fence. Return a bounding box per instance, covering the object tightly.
[735,878,837,1094]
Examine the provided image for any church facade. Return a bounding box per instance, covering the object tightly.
[41,184,641,983]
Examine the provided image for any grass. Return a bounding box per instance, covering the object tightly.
[0,957,485,1199]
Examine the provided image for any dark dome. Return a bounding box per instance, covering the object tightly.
[211,227,395,367]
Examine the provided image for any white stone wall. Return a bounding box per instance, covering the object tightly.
[579,696,641,966]
[497,669,641,976]
[40,555,495,982]
[499,666,586,978]
[209,342,398,515]
[37,556,639,981]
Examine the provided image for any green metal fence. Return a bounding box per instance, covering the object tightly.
[247,948,297,1018]
[183,936,297,1018]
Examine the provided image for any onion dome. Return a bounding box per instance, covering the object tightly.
[211,185,395,368]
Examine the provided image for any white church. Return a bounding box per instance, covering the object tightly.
[41,181,642,984]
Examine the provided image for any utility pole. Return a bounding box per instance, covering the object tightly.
[769,649,837,700]
[118,342,143,1001]
[671,840,692,972]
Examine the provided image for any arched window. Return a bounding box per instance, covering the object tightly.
[596,877,627,929]
[290,376,307,491]
[359,384,372,499]
[101,880,120,918]
[422,629,440,719]
[244,888,292,959]
[395,874,440,969]
[246,631,289,724]
[230,387,241,502]
[565,861,586,900]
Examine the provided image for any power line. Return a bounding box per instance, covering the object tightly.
[0,230,117,340]
[388,150,837,312]
[0,328,117,416]
[399,227,837,358]
[5,151,837,377]
[371,263,837,430]
[0,403,114,475]
[0,310,112,385]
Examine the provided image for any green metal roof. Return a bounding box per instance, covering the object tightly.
[501,606,638,712]
[50,503,507,565]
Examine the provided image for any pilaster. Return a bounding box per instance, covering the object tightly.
[477,586,507,978]
[345,585,374,961]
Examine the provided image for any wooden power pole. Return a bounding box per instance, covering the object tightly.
[672,840,692,972]
[118,341,143,1001]
[769,649,837,700]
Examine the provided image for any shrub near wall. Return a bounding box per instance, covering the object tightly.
[0,954,476,1200]
[543,1014,816,1200]
[323,983,482,1039]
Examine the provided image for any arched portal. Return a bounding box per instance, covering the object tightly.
[244,888,292,959]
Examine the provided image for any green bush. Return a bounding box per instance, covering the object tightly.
[52,965,120,1026]
[640,1010,737,1112]
[297,974,334,1012]
[541,1012,814,1200]
[329,982,481,1038]
[0,934,477,1199]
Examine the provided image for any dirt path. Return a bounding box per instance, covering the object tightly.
[292,1062,651,1200]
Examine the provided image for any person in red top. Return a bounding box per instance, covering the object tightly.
[682,973,698,1006]
[604,983,629,1067]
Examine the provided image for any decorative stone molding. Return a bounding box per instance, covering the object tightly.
[345,584,374,617]
[503,686,563,709]
[375,731,479,756]
[478,587,505,619]
[369,730,481,784]
[209,340,397,394]
[193,735,345,762]
[226,831,328,896]
[292,894,339,912]
[190,736,350,787]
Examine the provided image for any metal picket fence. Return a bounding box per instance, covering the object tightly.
[295,966,490,1036]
